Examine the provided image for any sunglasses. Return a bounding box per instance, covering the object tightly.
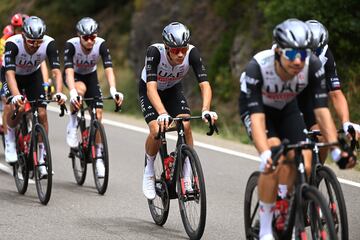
[24,36,43,47]
[168,46,188,55]
[280,48,310,62]
[81,35,96,41]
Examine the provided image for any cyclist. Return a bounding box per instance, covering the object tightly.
[139,22,218,200]
[64,17,123,178]
[0,14,50,154]
[298,19,359,161]
[239,19,356,240]
[2,16,67,177]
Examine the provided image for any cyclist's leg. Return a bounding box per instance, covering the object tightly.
[139,80,161,199]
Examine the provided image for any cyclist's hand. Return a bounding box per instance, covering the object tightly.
[202,110,218,125]
[332,148,357,169]
[70,89,81,110]
[11,95,24,106]
[157,113,170,131]
[110,87,124,106]
[53,92,67,105]
[343,122,360,139]
[259,150,273,173]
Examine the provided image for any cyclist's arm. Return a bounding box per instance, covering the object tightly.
[40,61,49,84]
[99,42,116,89]
[46,40,62,93]
[329,90,349,124]
[244,59,269,153]
[64,42,76,91]
[309,55,337,143]
[4,41,20,96]
[324,48,350,124]
[145,46,167,114]
[189,47,212,111]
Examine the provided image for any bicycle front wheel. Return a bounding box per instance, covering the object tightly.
[13,150,29,194]
[244,171,260,240]
[71,123,87,185]
[33,124,52,205]
[91,121,109,195]
[177,145,206,240]
[300,185,337,240]
[316,166,348,240]
[148,155,170,226]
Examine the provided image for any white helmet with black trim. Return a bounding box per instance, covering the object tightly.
[76,17,98,35]
[22,16,46,39]
[305,20,329,50]
[162,22,190,48]
[273,18,312,49]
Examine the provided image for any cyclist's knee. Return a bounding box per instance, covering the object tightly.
[38,108,48,121]
[96,108,103,120]
[148,120,159,138]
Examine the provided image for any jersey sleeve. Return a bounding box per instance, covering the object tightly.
[188,47,208,83]
[308,55,328,109]
[145,46,160,82]
[46,41,61,69]
[99,41,113,69]
[324,48,341,91]
[4,41,18,71]
[242,59,264,114]
[64,42,75,69]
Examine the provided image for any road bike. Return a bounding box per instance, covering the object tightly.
[11,96,66,205]
[68,96,120,195]
[148,114,218,240]
[243,136,354,240]
[306,126,358,240]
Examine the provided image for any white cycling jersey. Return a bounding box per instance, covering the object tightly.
[141,43,195,91]
[65,37,105,75]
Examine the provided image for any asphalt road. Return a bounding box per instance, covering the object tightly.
[0,109,359,239]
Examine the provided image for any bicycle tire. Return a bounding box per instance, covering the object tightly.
[244,171,260,240]
[33,124,52,205]
[301,185,337,240]
[148,178,170,226]
[91,121,109,195]
[177,145,206,240]
[316,166,348,240]
[13,149,29,194]
[71,121,87,185]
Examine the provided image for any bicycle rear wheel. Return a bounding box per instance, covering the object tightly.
[148,155,170,226]
[91,121,109,195]
[177,145,206,240]
[13,150,29,194]
[244,171,260,240]
[33,124,52,205]
[316,166,348,240]
[300,185,337,240]
[70,122,88,185]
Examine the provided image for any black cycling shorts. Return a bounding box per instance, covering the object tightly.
[138,80,191,124]
[297,87,317,129]
[240,99,307,144]
[2,68,47,108]
[64,70,103,109]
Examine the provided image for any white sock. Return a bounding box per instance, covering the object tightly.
[259,201,275,239]
[69,113,77,128]
[39,143,45,163]
[182,157,191,179]
[144,153,155,176]
[278,184,288,199]
[96,143,103,157]
[6,127,15,142]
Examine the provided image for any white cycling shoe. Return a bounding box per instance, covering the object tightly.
[5,141,18,164]
[96,159,105,178]
[184,177,193,192]
[143,173,156,200]
[66,124,78,148]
